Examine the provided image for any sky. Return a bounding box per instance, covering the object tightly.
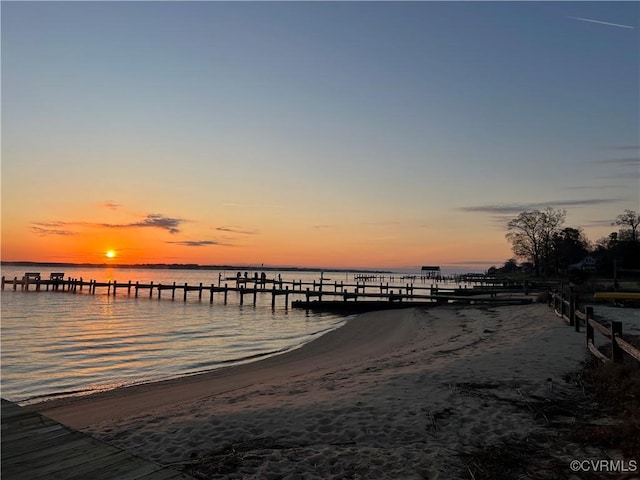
[1,1,639,271]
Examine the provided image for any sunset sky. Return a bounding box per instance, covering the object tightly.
[2,1,638,271]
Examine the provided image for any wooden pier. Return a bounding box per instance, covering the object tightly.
[1,398,193,480]
[1,272,532,310]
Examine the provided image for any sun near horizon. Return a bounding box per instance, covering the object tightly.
[105,250,116,259]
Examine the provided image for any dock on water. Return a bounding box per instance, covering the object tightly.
[1,272,533,310]
[1,398,193,480]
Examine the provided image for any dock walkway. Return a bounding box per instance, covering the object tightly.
[1,398,193,480]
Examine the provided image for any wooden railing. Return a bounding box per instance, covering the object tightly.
[549,290,640,364]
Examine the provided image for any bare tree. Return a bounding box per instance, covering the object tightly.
[615,209,640,242]
[505,207,566,276]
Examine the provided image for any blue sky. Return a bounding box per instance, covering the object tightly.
[2,1,639,269]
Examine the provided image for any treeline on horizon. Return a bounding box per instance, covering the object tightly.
[0,261,392,275]
[493,208,640,281]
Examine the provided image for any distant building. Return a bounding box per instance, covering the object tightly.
[568,255,597,272]
[421,266,441,279]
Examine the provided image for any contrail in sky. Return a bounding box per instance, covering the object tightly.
[569,16,635,29]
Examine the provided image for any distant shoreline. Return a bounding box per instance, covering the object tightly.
[0,261,392,275]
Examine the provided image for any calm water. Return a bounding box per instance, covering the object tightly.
[1,266,438,405]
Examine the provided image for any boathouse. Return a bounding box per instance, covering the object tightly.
[421,266,441,279]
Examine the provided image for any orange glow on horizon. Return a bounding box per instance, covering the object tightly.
[0,212,512,270]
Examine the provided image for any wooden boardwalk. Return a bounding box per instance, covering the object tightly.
[1,399,193,480]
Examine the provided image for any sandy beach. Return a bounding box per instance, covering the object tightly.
[33,303,590,479]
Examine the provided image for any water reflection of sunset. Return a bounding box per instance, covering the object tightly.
[1,283,344,402]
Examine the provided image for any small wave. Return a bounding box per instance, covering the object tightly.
[20,387,96,405]
[191,346,293,371]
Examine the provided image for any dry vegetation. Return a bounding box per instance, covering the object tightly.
[462,336,640,480]
[571,340,640,458]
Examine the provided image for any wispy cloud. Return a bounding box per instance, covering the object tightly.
[580,219,616,228]
[99,201,121,210]
[101,214,183,234]
[216,226,258,235]
[595,171,640,180]
[459,198,621,215]
[612,146,640,151]
[590,158,640,167]
[588,155,640,181]
[31,222,77,236]
[568,16,635,29]
[31,213,185,236]
[165,240,220,247]
[564,185,619,190]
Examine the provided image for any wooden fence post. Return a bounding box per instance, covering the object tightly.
[586,306,594,345]
[611,321,624,363]
[568,290,575,326]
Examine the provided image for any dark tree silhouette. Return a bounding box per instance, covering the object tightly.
[615,209,640,242]
[505,208,566,277]
[551,227,591,274]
